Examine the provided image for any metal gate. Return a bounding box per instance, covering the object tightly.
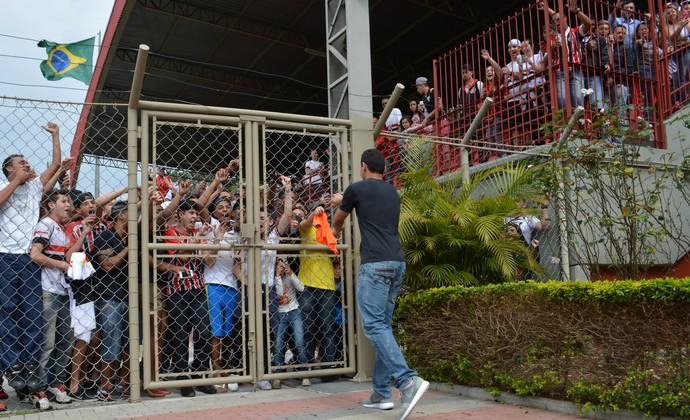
[135,107,355,394]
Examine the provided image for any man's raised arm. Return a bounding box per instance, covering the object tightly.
[39,122,62,186]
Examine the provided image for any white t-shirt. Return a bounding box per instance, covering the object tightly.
[240,228,279,287]
[304,159,323,185]
[512,215,540,244]
[204,230,240,289]
[33,216,69,296]
[528,53,546,88]
[260,230,279,287]
[506,59,530,103]
[385,107,403,131]
[0,178,43,254]
[275,273,305,313]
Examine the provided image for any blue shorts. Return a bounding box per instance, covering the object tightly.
[96,300,129,361]
[207,284,238,337]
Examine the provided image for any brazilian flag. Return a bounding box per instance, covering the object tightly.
[38,37,94,85]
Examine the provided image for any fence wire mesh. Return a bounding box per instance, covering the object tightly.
[0,99,134,412]
[0,95,571,415]
[146,115,351,391]
[0,97,354,414]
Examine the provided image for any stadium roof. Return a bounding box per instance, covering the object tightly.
[73,0,523,170]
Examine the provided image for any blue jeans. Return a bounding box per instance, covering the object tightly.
[585,73,606,110]
[556,70,584,110]
[610,84,630,117]
[638,65,655,119]
[272,309,308,367]
[384,157,395,182]
[0,253,43,371]
[40,292,72,387]
[357,261,416,399]
[97,300,129,361]
[298,286,338,363]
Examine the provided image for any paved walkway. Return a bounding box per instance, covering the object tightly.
[3,379,582,420]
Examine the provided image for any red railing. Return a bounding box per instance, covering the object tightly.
[419,0,685,176]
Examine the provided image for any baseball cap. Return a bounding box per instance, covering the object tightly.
[508,38,522,47]
[109,200,128,221]
[74,191,95,208]
[462,63,473,71]
[68,189,82,205]
[414,76,429,86]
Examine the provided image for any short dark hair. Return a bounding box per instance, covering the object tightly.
[177,199,197,214]
[2,154,23,178]
[361,148,385,174]
[41,189,69,212]
[44,189,67,207]
[210,196,232,214]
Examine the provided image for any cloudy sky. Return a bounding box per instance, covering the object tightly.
[0,1,124,194]
[0,1,114,102]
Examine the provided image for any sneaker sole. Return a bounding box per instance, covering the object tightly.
[363,401,395,410]
[399,379,429,420]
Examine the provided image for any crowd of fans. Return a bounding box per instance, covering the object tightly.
[0,124,346,411]
[5,0,687,414]
[377,0,689,177]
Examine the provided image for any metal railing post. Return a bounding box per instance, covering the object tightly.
[555,106,584,281]
[461,98,493,184]
[126,43,149,403]
[373,83,405,139]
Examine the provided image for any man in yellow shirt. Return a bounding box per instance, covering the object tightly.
[298,205,338,369]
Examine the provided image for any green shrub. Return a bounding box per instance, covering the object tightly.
[395,279,690,417]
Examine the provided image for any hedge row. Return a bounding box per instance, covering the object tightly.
[395,279,690,417]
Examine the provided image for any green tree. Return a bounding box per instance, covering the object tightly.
[537,106,690,280]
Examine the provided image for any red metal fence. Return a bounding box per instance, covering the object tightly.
[389,0,688,178]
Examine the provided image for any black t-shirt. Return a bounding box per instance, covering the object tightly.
[87,228,128,302]
[420,87,438,115]
[339,178,405,264]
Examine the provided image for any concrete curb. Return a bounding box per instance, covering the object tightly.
[430,381,678,420]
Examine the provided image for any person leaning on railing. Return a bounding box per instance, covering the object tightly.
[538,0,594,110]
[661,2,690,104]
[608,24,637,119]
[581,20,612,112]
[635,21,664,119]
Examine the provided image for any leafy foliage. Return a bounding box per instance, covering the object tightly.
[396,279,690,417]
[536,105,690,280]
[398,138,546,290]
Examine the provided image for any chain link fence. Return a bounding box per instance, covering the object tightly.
[0,97,354,414]
[0,98,134,413]
[0,95,568,415]
[144,111,353,394]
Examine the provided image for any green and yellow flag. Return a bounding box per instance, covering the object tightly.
[37,37,94,85]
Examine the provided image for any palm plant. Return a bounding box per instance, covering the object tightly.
[399,138,546,291]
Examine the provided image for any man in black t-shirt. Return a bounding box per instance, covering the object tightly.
[414,76,441,128]
[331,149,428,420]
[86,201,129,402]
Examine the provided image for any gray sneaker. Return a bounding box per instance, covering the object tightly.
[398,376,429,420]
[257,380,272,391]
[362,392,394,410]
